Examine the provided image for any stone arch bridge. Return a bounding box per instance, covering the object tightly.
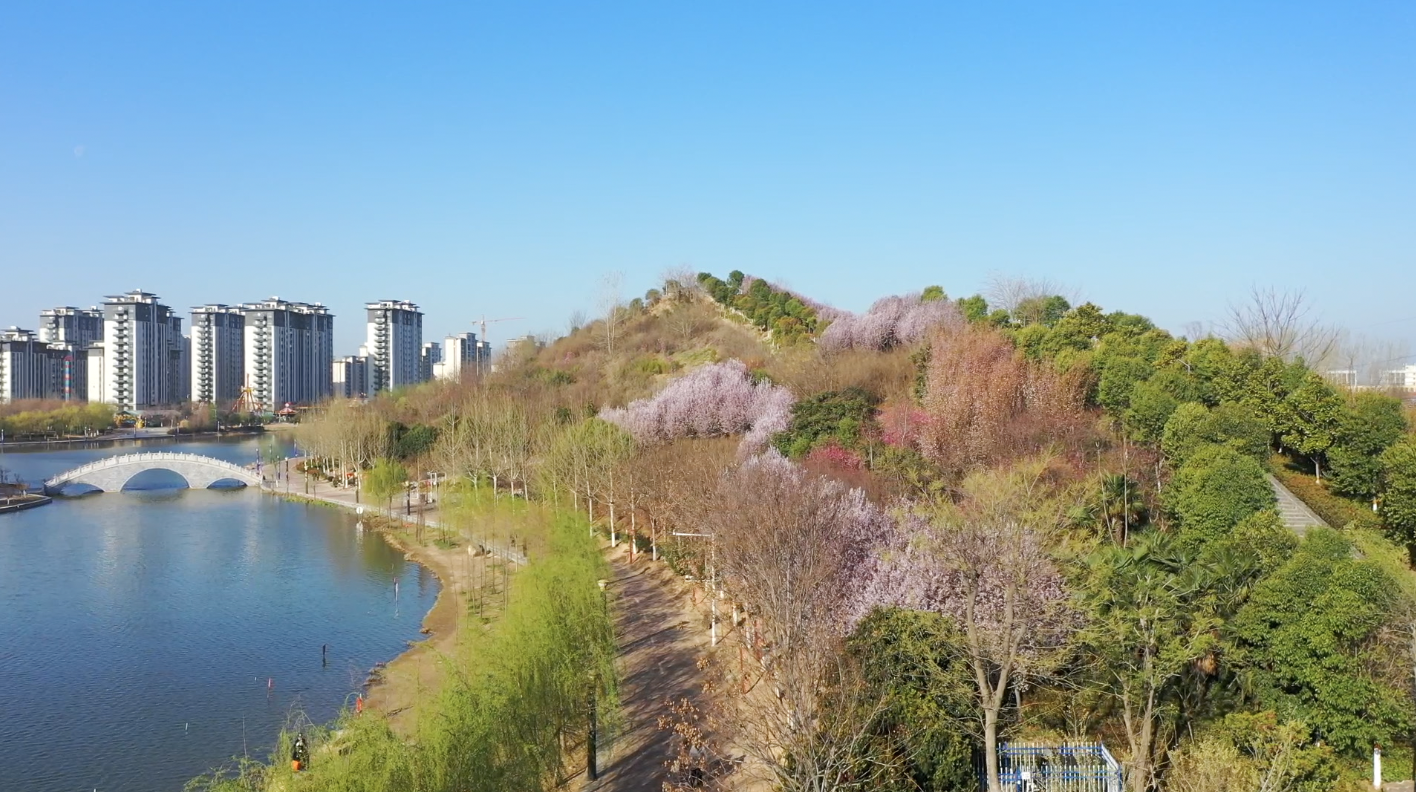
[44,452,265,495]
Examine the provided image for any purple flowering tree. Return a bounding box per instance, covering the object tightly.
[819,292,961,352]
[600,360,796,454]
[710,450,893,790]
[850,464,1075,792]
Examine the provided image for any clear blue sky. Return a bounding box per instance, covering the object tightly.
[3,2,1414,355]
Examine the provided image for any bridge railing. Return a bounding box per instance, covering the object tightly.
[45,452,262,488]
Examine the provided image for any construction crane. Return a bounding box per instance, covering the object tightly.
[472,316,524,345]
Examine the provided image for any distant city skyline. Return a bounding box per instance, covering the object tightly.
[2,4,1413,354]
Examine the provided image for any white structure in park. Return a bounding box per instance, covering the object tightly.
[96,291,189,411]
[365,299,423,393]
[239,297,334,411]
[190,305,246,405]
[432,332,492,381]
[44,451,262,494]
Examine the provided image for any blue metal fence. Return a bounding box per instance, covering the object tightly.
[981,741,1124,792]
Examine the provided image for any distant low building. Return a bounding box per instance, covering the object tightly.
[1385,365,1416,389]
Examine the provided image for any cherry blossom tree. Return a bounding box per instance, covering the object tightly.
[819,293,961,352]
[600,360,796,454]
[710,450,894,791]
[849,460,1076,792]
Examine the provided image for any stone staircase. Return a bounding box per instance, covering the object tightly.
[1266,474,1328,537]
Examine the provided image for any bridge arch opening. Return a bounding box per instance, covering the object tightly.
[207,478,250,490]
[54,482,103,497]
[121,469,190,491]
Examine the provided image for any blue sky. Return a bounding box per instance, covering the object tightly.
[3,2,1414,356]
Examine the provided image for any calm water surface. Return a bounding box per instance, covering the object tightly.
[0,437,439,792]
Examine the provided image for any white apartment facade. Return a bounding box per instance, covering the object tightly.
[1385,365,1416,389]
[432,332,491,381]
[365,300,423,393]
[333,355,372,399]
[240,298,334,411]
[99,291,188,411]
[190,305,246,405]
[38,307,104,401]
[0,328,67,403]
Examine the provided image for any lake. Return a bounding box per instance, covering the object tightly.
[0,436,438,792]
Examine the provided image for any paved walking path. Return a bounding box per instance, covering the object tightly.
[1267,474,1328,536]
[587,548,707,792]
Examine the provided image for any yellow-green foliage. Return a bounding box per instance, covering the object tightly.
[0,402,115,437]
[186,507,616,792]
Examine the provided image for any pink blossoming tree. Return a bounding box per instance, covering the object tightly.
[819,293,961,352]
[601,360,795,454]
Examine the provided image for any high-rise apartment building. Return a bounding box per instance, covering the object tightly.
[99,291,188,411]
[420,341,442,383]
[190,305,245,405]
[432,332,492,381]
[38,307,104,348]
[240,298,334,411]
[37,307,104,401]
[0,327,68,403]
[365,300,423,392]
[332,355,372,399]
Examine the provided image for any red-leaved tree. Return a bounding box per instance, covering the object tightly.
[920,325,1090,473]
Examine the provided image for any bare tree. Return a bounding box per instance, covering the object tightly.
[566,309,587,336]
[984,274,1074,318]
[598,271,625,358]
[661,266,704,303]
[1220,286,1341,366]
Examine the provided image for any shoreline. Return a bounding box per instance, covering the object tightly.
[269,485,479,735]
[0,427,267,451]
[0,494,52,514]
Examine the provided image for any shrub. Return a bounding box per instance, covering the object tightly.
[772,387,879,457]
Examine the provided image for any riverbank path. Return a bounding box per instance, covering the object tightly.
[588,547,708,792]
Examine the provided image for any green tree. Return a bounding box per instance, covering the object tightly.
[847,608,976,792]
[1125,378,1180,444]
[1380,438,1416,565]
[1165,445,1275,547]
[1328,393,1407,502]
[1081,531,1216,791]
[772,387,879,457]
[920,285,947,302]
[1275,370,1345,481]
[365,458,409,514]
[956,295,989,324]
[1161,402,1269,468]
[1226,529,1408,756]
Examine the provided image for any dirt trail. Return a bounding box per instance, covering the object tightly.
[588,546,709,792]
